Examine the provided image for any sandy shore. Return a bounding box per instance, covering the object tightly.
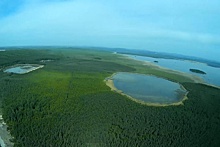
[122,54,220,89]
[23,65,44,74]
[121,54,207,84]
[104,73,188,107]
[4,64,44,74]
[143,61,220,89]
[0,115,13,147]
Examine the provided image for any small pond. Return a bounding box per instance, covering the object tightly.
[4,64,44,74]
[109,72,187,105]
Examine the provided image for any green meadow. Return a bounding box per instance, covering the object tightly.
[0,48,220,146]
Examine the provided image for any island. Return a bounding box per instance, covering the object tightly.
[189,68,206,74]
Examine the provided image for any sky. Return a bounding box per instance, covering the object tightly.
[0,0,220,61]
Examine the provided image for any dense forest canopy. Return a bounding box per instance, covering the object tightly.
[0,48,220,147]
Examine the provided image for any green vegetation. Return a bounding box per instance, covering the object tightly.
[190,68,206,74]
[0,48,220,146]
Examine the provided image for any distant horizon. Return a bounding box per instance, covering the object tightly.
[1,45,220,63]
[0,0,220,61]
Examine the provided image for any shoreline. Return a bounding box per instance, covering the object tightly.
[3,64,44,74]
[122,54,205,84]
[0,115,13,147]
[118,53,210,67]
[119,54,220,89]
[105,73,188,107]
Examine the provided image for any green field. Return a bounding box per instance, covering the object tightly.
[0,48,220,146]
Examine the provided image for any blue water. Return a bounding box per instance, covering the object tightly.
[4,67,29,74]
[125,55,220,87]
[4,65,39,74]
[112,72,187,104]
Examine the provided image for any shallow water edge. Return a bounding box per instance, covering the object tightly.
[105,72,188,107]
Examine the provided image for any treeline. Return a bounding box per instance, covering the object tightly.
[2,72,220,146]
[0,49,61,68]
[1,49,220,146]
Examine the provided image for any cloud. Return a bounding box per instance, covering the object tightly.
[0,0,220,50]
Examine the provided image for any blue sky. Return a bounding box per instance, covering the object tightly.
[0,0,220,61]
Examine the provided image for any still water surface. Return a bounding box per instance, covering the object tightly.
[125,54,220,87]
[4,64,43,74]
[112,72,187,104]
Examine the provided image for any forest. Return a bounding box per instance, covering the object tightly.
[0,48,220,147]
[189,68,206,74]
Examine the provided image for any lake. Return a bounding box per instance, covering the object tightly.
[124,54,220,87]
[4,64,44,74]
[110,72,187,105]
